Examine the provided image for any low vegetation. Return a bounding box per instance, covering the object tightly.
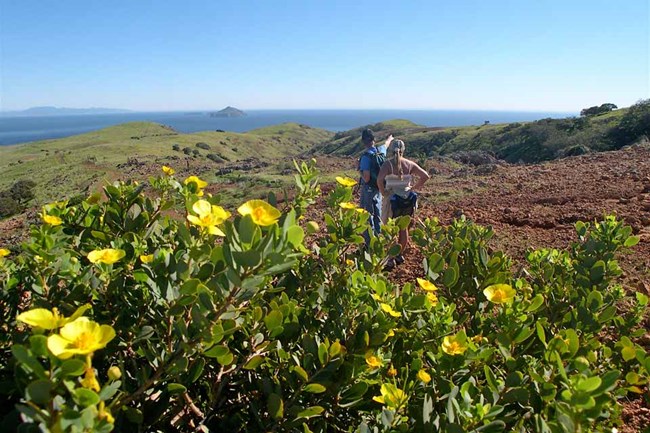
[0,164,647,432]
[321,100,650,164]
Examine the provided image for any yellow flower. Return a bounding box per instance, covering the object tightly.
[87,248,126,264]
[339,202,357,210]
[442,333,468,356]
[335,176,357,187]
[380,303,401,318]
[426,292,439,306]
[42,214,63,226]
[365,351,383,368]
[81,368,100,392]
[187,200,231,236]
[0,248,9,258]
[483,284,516,304]
[471,335,485,344]
[184,175,208,196]
[355,208,368,214]
[17,304,91,330]
[47,317,115,359]
[372,383,408,409]
[417,278,438,292]
[98,401,115,424]
[140,254,154,264]
[237,200,281,226]
[345,259,355,266]
[386,329,395,338]
[417,369,432,384]
[162,165,175,176]
[387,365,398,377]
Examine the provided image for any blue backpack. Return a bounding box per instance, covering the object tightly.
[360,150,385,189]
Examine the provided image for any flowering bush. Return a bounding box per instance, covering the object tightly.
[0,160,647,432]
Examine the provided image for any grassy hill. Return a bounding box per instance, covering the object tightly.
[0,122,334,203]
[317,102,650,164]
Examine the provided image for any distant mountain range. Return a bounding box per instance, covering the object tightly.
[0,106,132,116]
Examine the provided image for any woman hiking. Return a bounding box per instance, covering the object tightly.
[377,138,430,269]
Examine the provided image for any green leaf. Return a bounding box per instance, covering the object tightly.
[526,294,544,312]
[59,359,87,377]
[475,421,506,432]
[293,366,309,382]
[513,326,534,344]
[233,250,262,268]
[217,351,234,366]
[304,383,327,394]
[268,393,284,420]
[26,380,52,405]
[167,383,187,395]
[576,376,601,393]
[428,253,445,273]
[622,346,637,362]
[74,388,100,407]
[238,214,258,244]
[12,345,47,379]
[536,321,547,346]
[243,355,265,370]
[187,358,205,383]
[286,226,305,248]
[318,343,328,366]
[204,345,230,358]
[28,335,48,358]
[264,310,283,330]
[624,236,640,247]
[443,265,458,287]
[295,406,324,420]
[99,380,121,401]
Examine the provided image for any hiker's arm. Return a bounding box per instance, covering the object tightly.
[362,170,371,184]
[410,162,430,190]
[377,164,389,195]
[359,154,371,184]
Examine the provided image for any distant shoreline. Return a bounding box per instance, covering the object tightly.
[0,109,576,146]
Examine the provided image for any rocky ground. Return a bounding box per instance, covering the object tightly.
[313,145,650,432]
[1,144,649,431]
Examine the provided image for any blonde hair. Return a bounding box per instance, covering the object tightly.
[388,139,406,177]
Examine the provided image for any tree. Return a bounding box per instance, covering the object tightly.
[580,103,618,117]
[611,99,650,147]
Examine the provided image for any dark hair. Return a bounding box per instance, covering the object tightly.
[361,128,374,144]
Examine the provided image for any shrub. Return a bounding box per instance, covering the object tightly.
[182,147,192,155]
[9,179,36,204]
[206,153,225,163]
[196,142,211,150]
[172,144,180,151]
[0,195,21,217]
[191,149,201,157]
[0,162,647,432]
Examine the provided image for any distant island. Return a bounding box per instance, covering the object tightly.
[208,106,246,118]
[0,106,132,117]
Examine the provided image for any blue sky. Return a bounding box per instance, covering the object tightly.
[0,0,647,111]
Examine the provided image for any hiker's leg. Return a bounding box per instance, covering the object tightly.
[371,192,382,235]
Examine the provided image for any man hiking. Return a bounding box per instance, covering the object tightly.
[358,128,390,245]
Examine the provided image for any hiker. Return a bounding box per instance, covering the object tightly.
[377,139,430,267]
[358,129,385,244]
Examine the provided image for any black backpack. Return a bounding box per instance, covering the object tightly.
[360,150,385,189]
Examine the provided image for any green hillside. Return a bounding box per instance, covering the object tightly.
[0,122,334,203]
[318,101,650,163]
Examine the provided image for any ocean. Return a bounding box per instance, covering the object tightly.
[0,109,576,146]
